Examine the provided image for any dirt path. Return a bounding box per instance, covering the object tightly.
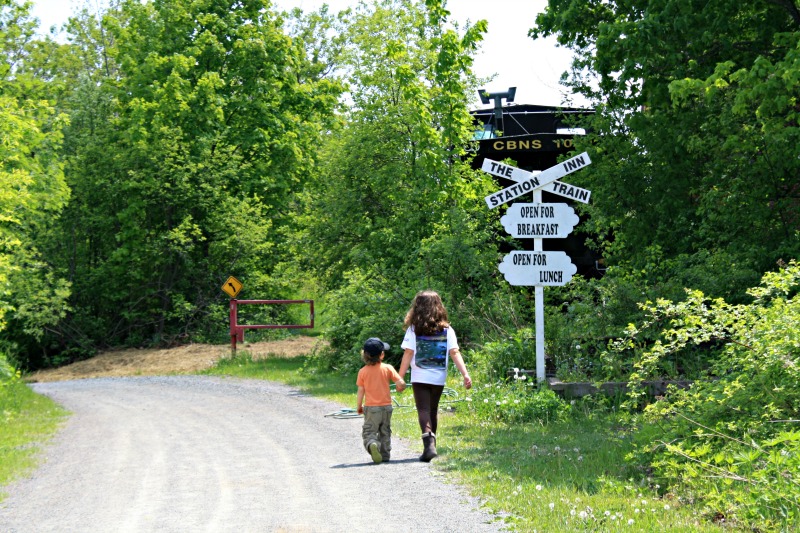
[26,336,324,382]
[3,339,508,533]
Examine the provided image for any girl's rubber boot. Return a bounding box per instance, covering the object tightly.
[420,432,437,462]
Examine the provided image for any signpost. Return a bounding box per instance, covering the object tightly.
[481,154,593,381]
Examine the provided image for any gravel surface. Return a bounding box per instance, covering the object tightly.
[0,376,508,533]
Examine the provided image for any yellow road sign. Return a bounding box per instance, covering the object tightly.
[222,276,243,298]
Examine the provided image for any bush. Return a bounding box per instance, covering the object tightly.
[468,378,570,425]
[468,328,537,381]
[622,260,800,531]
[305,269,409,373]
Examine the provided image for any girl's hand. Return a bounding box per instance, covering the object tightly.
[463,375,472,390]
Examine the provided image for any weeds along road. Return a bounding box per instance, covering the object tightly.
[0,376,505,533]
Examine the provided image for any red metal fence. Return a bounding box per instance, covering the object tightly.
[229,299,315,351]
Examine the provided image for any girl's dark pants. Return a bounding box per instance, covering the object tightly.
[412,382,444,435]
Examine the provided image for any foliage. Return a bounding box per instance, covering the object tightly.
[468,328,537,381]
[306,269,410,373]
[532,0,800,301]
[288,0,505,367]
[11,0,344,366]
[617,261,800,530]
[0,2,71,367]
[468,377,569,425]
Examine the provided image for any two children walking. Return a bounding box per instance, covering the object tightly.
[356,290,472,464]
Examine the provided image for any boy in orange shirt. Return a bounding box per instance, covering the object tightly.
[356,337,406,463]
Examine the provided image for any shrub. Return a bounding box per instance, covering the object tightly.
[468,377,570,425]
[621,260,800,530]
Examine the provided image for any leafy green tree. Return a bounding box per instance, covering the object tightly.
[0,1,71,366]
[40,0,342,358]
[532,0,800,300]
[287,0,501,362]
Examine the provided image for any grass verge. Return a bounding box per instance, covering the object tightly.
[0,379,69,501]
[204,351,724,532]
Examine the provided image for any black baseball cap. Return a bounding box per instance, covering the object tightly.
[363,337,390,357]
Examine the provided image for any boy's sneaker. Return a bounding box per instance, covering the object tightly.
[368,442,382,464]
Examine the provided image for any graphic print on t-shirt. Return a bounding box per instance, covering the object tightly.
[415,331,447,369]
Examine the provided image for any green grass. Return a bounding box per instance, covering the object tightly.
[0,379,69,501]
[204,351,726,532]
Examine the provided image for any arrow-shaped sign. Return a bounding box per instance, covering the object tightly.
[483,152,591,208]
[500,203,579,239]
[498,251,577,286]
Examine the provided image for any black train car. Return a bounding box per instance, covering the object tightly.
[470,92,603,278]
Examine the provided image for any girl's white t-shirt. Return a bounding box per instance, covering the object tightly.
[401,326,459,386]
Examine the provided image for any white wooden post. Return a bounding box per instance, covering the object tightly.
[533,188,546,382]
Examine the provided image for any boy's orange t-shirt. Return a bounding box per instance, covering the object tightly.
[357,363,402,407]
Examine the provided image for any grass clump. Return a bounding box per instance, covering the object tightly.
[0,355,68,501]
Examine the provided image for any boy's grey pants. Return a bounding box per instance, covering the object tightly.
[362,405,393,460]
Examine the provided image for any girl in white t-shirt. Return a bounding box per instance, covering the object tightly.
[398,290,472,462]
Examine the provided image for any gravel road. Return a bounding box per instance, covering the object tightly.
[0,376,507,533]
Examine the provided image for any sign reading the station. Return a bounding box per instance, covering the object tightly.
[483,152,592,208]
[500,203,579,239]
[221,276,243,298]
[498,251,577,286]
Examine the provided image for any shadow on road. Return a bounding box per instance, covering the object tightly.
[331,458,420,469]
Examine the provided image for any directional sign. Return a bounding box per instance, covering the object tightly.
[498,251,577,286]
[500,203,579,239]
[221,276,243,298]
[483,152,591,208]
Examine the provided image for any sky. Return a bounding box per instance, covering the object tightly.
[28,0,588,109]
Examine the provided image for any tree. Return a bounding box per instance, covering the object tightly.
[40,0,343,357]
[0,0,71,366]
[532,0,800,300]
[286,0,505,363]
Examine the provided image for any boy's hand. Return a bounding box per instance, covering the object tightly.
[357,405,364,414]
[395,381,406,393]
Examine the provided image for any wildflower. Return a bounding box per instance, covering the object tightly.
[554,446,560,452]
[465,397,472,402]
[577,456,583,461]
[514,399,520,404]
[520,375,527,380]
[573,448,579,453]
[570,509,576,516]
[579,511,587,519]
[549,503,555,511]
[536,484,543,491]
[496,401,501,406]
[664,504,670,511]
[604,511,611,517]
[484,399,489,403]
[628,519,635,525]
[634,509,640,514]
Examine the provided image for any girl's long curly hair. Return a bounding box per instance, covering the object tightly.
[403,290,449,336]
